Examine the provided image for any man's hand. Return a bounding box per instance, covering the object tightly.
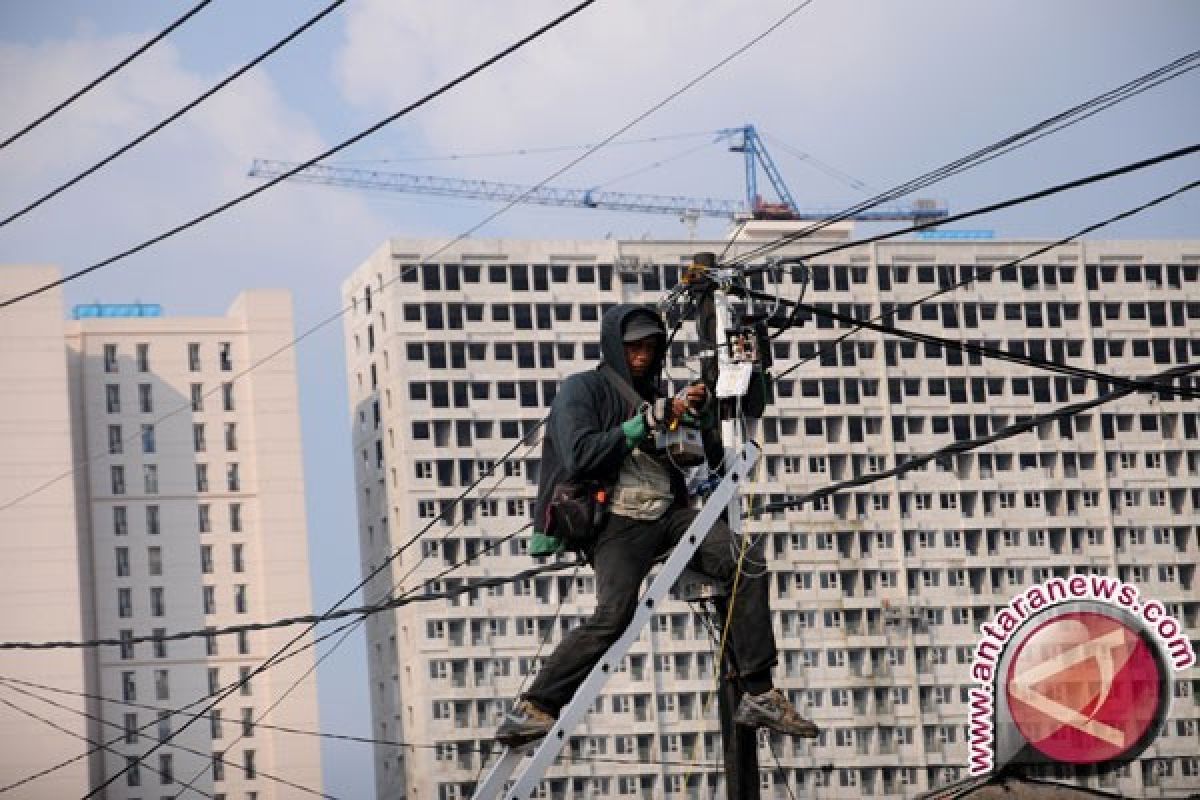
[672,382,708,418]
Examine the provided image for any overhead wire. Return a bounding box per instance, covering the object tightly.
[723,48,1200,268]
[0,619,359,795]
[0,0,600,310]
[169,430,549,798]
[770,173,1200,383]
[0,0,346,229]
[0,0,214,152]
[0,680,329,799]
[0,694,210,797]
[0,675,724,773]
[0,0,807,520]
[749,361,1200,517]
[743,289,1200,400]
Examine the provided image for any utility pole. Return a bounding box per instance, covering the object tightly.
[696,250,762,800]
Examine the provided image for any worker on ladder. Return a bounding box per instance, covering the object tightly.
[495,303,819,746]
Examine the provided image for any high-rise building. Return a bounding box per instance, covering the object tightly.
[0,265,323,799]
[343,233,1200,799]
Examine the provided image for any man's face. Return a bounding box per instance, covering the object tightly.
[623,335,659,378]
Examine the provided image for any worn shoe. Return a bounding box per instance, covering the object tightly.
[495,699,556,747]
[733,688,819,738]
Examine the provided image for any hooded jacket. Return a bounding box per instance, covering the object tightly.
[530,303,688,555]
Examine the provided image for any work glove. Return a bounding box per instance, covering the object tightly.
[621,412,649,450]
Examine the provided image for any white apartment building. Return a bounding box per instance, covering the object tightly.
[0,265,323,799]
[343,234,1200,800]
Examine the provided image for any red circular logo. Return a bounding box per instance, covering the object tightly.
[1004,611,1164,764]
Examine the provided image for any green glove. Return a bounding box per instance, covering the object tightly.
[530,530,564,557]
[621,413,649,450]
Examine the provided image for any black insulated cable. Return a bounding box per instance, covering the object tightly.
[724,48,1200,267]
[1,0,599,312]
[748,362,1200,517]
[768,175,1200,382]
[0,0,345,229]
[735,287,1200,401]
[0,0,213,151]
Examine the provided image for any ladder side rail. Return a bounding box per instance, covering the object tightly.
[482,443,759,800]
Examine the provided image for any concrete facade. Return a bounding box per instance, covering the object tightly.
[0,267,323,799]
[343,235,1200,799]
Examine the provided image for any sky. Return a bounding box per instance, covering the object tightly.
[0,1,1197,796]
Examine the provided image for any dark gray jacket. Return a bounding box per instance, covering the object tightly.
[531,304,687,553]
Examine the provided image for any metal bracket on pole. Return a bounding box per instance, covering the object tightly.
[471,442,761,800]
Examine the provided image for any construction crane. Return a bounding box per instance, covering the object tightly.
[248,124,948,225]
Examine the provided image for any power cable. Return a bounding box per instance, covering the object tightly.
[724,48,1200,267]
[0,694,210,797]
[0,541,575,650]
[738,287,1200,400]
[735,144,1199,275]
[0,0,814,515]
[398,0,815,273]
[168,429,547,798]
[770,173,1200,383]
[0,677,724,773]
[0,680,328,799]
[0,0,214,152]
[0,619,356,795]
[0,0,345,229]
[748,362,1200,517]
[0,0,599,310]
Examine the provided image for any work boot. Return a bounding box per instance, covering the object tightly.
[495,699,556,747]
[733,688,819,738]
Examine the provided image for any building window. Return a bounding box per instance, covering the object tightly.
[234,584,247,614]
[205,628,218,657]
[119,629,134,659]
[158,753,173,784]
[241,708,255,738]
[104,343,118,372]
[190,383,204,411]
[221,383,235,411]
[226,463,240,491]
[224,423,237,451]
[110,465,126,495]
[150,587,165,617]
[243,750,256,780]
[231,544,244,573]
[146,504,160,535]
[136,343,150,372]
[147,546,162,576]
[201,545,213,573]
[140,424,155,454]
[115,547,130,577]
[229,502,242,532]
[138,383,153,413]
[152,627,167,658]
[196,464,209,492]
[188,342,201,371]
[108,424,123,454]
[113,506,128,535]
[117,587,133,617]
[125,756,141,787]
[124,712,138,743]
[193,423,206,452]
[143,464,158,494]
[219,342,232,371]
[237,630,250,655]
[203,586,216,614]
[105,384,121,413]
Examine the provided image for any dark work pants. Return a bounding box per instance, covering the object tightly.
[524,507,778,715]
